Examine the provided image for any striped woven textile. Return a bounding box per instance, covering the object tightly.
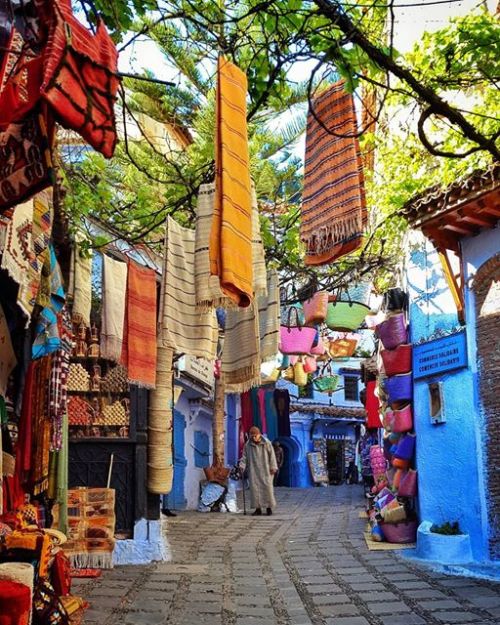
[301,80,367,265]
[210,56,253,308]
[258,269,280,362]
[194,182,233,310]
[161,216,218,360]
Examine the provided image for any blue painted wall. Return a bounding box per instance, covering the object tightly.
[407,233,491,562]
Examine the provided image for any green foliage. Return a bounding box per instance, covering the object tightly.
[430,521,462,536]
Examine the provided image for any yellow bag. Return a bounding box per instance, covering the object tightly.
[293,360,308,387]
[283,366,295,381]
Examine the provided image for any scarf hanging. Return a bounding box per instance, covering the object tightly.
[194,183,232,310]
[222,301,261,393]
[120,262,157,389]
[258,269,280,363]
[251,186,267,299]
[301,80,367,265]
[264,389,279,443]
[68,242,92,327]
[239,391,253,455]
[210,56,253,308]
[100,254,128,362]
[250,388,261,431]
[32,356,52,496]
[161,216,218,360]
[0,302,16,397]
[257,388,268,435]
[48,308,72,451]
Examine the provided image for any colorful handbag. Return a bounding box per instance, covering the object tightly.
[381,344,412,376]
[376,313,408,350]
[384,373,412,405]
[310,337,326,356]
[279,307,317,355]
[391,404,413,433]
[293,361,308,387]
[380,519,417,544]
[325,287,370,332]
[394,433,416,461]
[40,0,119,158]
[382,504,407,524]
[398,469,418,497]
[302,356,317,374]
[303,291,329,326]
[313,364,340,394]
[282,366,294,381]
[328,333,359,358]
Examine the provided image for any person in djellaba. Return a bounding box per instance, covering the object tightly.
[239,426,278,516]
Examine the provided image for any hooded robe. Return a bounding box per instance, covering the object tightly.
[240,437,277,509]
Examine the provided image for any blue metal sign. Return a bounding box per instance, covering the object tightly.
[413,331,468,380]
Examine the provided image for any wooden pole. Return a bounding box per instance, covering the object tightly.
[213,373,226,466]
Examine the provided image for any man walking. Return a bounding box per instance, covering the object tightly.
[239,426,278,516]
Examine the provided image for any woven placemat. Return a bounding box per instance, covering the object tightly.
[363,532,416,551]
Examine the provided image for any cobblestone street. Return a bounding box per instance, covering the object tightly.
[76,487,500,625]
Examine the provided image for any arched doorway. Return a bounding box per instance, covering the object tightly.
[473,254,500,560]
[275,436,301,487]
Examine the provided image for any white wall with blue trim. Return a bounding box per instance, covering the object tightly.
[407,230,497,571]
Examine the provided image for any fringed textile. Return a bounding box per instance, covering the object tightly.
[222,301,261,393]
[161,216,218,361]
[68,242,92,327]
[100,254,128,362]
[258,269,280,363]
[210,56,253,308]
[120,262,157,389]
[301,80,367,265]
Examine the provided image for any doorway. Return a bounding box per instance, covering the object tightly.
[327,440,345,485]
[164,409,187,510]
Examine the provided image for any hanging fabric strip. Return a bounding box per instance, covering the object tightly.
[100,254,128,362]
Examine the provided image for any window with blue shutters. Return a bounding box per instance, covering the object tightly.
[194,430,210,468]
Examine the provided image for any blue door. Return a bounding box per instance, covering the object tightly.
[164,410,187,510]
[225,395,238,466]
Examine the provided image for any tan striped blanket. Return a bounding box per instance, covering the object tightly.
[161,216,218,360]
[210,56,253,308]
[301,80,367,265]
[259,269,280,362]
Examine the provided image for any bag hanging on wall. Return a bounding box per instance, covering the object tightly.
[392,404,413,433]
[279,307,317,355]
[303,356,317,374]
[313,363,340,394]
[303,291,329,326]
[310,336,327,356]
[325,287,370,332]
[381,344,412,376]
[40,0,119,158]
[376,313,408,350]
[328,333,359,359]
[394,433,416,460]
[398,469,418,497]
[384,373,413,406]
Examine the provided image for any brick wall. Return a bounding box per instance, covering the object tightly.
[473,254,500,560]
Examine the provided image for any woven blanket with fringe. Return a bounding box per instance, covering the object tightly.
[258,269,280,363]
[0,189,53,324]
[64,488,115,570]
[221,204,270,392]
[161,216,218,361]
[100,254,128,362]
[68,241,92,327]
[120,262,157,389]
[210,56,253,308]
[301,80,367,265]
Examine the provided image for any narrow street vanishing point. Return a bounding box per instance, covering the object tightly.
[77,487,500,625]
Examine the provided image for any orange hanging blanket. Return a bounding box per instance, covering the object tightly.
[210,56,253,308]
[301,80,367,265]
[121,262,157,389]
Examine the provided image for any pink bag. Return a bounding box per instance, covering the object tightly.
[303,291,329,326]
[311,338,326,356]
[280,308,317,355]
[381,344,412,376]
[398,469,418,497]
[303,356,317,374]
[376,313,408,350]
[392,404,413,433]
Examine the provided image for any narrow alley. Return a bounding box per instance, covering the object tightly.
[76,487,500,625]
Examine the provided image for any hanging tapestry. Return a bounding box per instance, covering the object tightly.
[161,216,218,361]
[120,262,157,389]
[39,0,119,158]
[68,242,92,327]
[32,245,65,360]
[264,389,279,443]
[0,104,55,212]
[258,270,280,363]
[0,302,16,397]
[63,488,115,569]
[0,189,53,323]
[49,308,72,451]
[301,80,367,265]
[100,255,127,362]
[194,183,232,310]
[209,56,253,308]
[222,301,261,393]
